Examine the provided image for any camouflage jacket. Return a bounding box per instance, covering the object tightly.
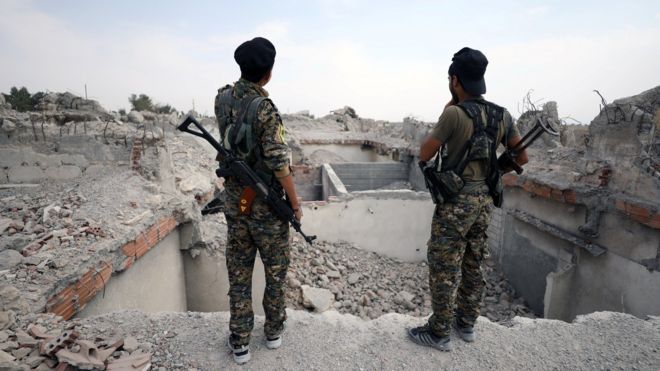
[214,78,290,184]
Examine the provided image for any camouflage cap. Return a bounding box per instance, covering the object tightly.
[448,47,488,96]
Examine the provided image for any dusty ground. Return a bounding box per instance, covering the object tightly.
[54,309,660,370]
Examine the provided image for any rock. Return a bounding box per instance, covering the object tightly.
[347,273,360,285]
[301,285,334,313]
[311,257,323,266]
[0,219,11,235]
[0,332,8,343]
[0,235,31,252]
[0,286,29,314]
[0,349,15,362]
[128,111,144,124]
[395,290,416,310]
[0,251,22,271]
[287,276,301,290]
[324,260,337,270]
[42,204,60,223]
[360,295,370,306]
[123,336,139,353]
[0,312,14,331]
[326,270,341,279]
[11,347,30,360]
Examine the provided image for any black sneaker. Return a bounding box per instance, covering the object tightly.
[407,325,452,351]
[454,320,475,342]
[227,336,250,364]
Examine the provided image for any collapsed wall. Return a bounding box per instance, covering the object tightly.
[490,87,660,320]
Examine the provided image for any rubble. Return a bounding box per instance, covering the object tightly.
[0,84,657,369]
[285,239,536,322]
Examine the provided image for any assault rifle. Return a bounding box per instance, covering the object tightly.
[177,114,317,245]
[497,116,559,174]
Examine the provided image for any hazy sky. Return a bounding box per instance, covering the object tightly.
[1,0,659,123]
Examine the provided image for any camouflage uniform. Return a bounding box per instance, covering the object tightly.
[427,191,492,337]
[426,103,517,338]
[215,78,291,347]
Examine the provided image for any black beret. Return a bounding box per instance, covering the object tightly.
[234,37,276,76]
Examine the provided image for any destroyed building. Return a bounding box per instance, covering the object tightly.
[0,87,658,370]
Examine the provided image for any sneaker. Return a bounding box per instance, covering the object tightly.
[265,334,282,350]
[454,321,475,342]
[407,325,452,351]
[227,337,250,364]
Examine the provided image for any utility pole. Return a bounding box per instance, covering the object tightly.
[84,84,88,99]
[192,99,195,112]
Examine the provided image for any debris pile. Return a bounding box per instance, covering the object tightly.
[285,239,535,322]
[0,317,151,370]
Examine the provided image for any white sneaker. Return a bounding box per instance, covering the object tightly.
[227,337,250,364]
[265,334,282,350]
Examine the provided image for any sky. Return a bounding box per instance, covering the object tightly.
[1,0,659,123]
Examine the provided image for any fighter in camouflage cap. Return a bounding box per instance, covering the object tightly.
[409,47,529,351]
[215,37,302,365]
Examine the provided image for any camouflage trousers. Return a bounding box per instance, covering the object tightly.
[426,192,493,338]
[224,188,290,347]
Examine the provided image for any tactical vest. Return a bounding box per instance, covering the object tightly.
[214,85,275,185]
[453,99,504,207]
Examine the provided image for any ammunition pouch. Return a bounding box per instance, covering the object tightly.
[420,161,464,204]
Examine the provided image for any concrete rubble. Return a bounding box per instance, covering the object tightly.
[0,86,658,369]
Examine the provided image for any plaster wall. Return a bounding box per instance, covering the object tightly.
[496,188,660,321]
[331,162,410,192]
[302,194,434,262]
[78,230,187,317]
[183,250,266,315]
[301,144,394,163]
[569,249,660,319]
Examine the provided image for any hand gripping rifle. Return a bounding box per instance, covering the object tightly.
[497,116,559,174]
[177,114,317,245]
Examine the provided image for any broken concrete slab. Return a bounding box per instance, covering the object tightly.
[122,336,138,353]
[301,285,334,313]
[44,166,82,181]
[0,312,14,331]
[7,166,44,183]
[106,351,151,371]
[0,350,15,362]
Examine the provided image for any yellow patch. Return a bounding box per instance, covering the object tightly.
[277,124,286,143]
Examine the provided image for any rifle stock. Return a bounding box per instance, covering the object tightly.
[177,114,316,245]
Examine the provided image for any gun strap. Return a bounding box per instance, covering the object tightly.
[239,187,257,215]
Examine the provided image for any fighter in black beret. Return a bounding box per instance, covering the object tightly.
[215,37,301,364]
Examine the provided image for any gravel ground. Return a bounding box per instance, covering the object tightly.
[60,309,660,370]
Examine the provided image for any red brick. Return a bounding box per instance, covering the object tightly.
[118,257,135,272]
[502,174,518,187]
[648,214,660,229]
[614,199,660,229]
[563,190,578,204]
[534,185,552,199]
